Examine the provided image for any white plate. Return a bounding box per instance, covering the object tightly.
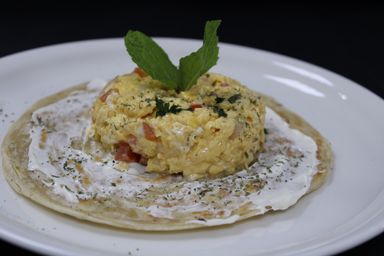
[0,38,383,256]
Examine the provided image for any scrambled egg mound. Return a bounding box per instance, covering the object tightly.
[91,70,265,180]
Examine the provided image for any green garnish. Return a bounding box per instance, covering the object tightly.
[211,106,227,117]
[155,98,183,117]
[125,20,221,92]
[124,31,179,90]
[178,20,221,91]
[215,97,225,104]
[228,94,242,103]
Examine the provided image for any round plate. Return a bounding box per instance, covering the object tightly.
[0,38,383,256]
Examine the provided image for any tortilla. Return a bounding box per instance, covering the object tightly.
[1,84,332,231]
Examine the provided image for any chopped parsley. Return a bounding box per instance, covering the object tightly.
[227,94,242,103]
[155,98,183,117]
[215,97,225,104]
[211,106,227,117]
[155,95,231,118]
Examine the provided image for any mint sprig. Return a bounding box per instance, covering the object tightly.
[124,20,221,92]
[124,31,180,90]
[179,20,220,91]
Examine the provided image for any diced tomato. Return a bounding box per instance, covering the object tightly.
[99,89,116,102]
[127,134,137,147]
[114,142,140,163]
[133,67,147,77]
[143,123,157,141]
[190,103,202,111]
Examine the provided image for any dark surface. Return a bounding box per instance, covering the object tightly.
[0,4,383,256]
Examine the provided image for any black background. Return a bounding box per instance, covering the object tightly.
[1,3,383,256]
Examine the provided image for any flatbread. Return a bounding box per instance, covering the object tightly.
[1,85,333,231]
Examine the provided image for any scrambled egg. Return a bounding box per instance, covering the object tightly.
[91,71,265,179]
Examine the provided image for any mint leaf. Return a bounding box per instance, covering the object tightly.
[124,20,221,91]
[125,31,180,90]
[178,20,221,91]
